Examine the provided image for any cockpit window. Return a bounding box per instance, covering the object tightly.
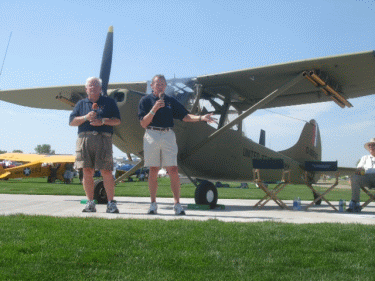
[146,78,197,110]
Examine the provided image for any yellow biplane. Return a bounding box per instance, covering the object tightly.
[0,153,76,183]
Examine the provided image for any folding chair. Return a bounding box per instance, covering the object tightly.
[253,159,290,210]
[360,185,375,209]
[304,161,339,211]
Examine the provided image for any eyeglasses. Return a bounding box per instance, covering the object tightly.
[368,144,375,148]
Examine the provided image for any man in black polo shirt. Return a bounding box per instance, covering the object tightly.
[70,77,121,213]
[138,74,215,215]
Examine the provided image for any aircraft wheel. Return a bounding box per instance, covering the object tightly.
[194,180,218,209]
[94,180,108,204]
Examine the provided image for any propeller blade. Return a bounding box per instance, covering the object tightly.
[99,26,113,96]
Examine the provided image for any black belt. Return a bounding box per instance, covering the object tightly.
[79,131,112,137]
[147,126,173,132]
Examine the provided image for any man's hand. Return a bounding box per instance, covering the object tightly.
[90,118,103,127]
[152,99,165,112]
[201,113,217,124]
[86,111,97,122]
[355,167,365,175]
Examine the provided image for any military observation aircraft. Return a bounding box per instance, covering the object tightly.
[0,153,75,183]
[0,26,374,206]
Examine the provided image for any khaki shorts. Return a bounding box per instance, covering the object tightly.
[75,132,114,171]
[143,129,178,168]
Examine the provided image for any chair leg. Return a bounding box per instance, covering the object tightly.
[255,183,289,209]
[360,187,375,209]
[259,183,287,207]
[305,184,338,211]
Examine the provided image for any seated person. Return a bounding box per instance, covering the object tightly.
[347,138,375,212]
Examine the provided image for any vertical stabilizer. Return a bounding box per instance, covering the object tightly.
[278,120,321,163]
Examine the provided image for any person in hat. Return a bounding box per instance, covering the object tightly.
[347,138,375,212]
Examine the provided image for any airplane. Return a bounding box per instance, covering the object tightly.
[114,164,148,181]
[0,26,374,206]
[0,153,76,183]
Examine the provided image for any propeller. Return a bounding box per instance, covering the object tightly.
[99,26,113,96]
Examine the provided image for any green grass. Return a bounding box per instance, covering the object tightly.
[1,215,375,280]
[0,177,359,202]
[1,177,373,280]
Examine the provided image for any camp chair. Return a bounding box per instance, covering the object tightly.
[304,161,339,211]
[253,159,290,209]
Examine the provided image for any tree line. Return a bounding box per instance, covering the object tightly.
[0,144,55,155]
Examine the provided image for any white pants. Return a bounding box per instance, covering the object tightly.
[143,129,178,168]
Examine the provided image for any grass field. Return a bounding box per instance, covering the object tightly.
[2,215,375,280]
[0,176,357,202]
[1,177,375,280]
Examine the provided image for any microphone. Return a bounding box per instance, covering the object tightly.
[160,93,165,100]
[92,103,99,111]
[92,103,101,119]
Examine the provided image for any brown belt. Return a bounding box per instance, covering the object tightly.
[147,126,173,132]
[79,131,112,137]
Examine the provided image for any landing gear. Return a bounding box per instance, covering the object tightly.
[94,180,108,204]
[194,180,218,209]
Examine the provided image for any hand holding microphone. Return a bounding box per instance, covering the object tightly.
[84,103,98,124]
[152,93,165,113]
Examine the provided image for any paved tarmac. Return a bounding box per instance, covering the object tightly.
[1,194,375,224]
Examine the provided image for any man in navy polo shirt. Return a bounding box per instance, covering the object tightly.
[138,74,216,215]
[70,77,121,213]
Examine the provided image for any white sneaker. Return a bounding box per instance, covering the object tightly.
[106,201,119,213]
[148,202,158,214]
[82,200,96,213]
[174,203,185,215]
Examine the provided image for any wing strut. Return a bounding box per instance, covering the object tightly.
[190,84,203,114]
[114,159,144,184]
[179,72,306,161]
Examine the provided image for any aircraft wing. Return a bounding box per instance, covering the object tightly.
[0,153,75,163]
[39,155,76,163]
[196,51,375,110]
[0,153,46,162]
[0,82,147,110]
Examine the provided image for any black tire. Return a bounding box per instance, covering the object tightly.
[94,180,108,204]
[194,180,218,209]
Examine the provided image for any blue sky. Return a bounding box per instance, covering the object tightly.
[0,0,374,167]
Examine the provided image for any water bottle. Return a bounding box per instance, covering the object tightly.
[80,199,98,204]
[293,197,298,210]
[339,200,347,212]
[339,199,344,212]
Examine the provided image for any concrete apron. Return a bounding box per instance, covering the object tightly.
[0,194,374,224]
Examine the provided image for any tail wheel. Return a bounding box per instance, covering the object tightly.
[194,180,218,209]
[94,180,108,204]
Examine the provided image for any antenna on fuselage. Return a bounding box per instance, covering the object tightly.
[0,32,12,80]
[259,129,266,146]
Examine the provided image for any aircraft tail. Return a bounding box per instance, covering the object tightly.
[278,119,321,164]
